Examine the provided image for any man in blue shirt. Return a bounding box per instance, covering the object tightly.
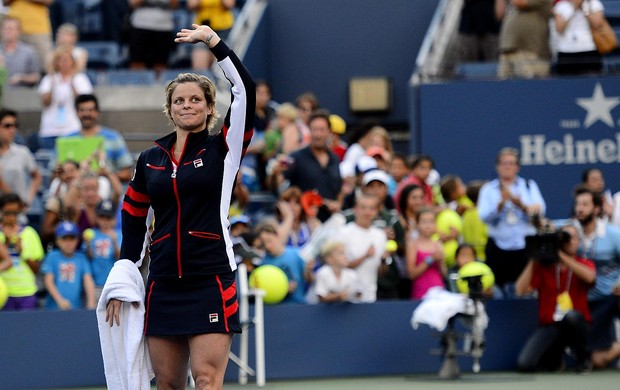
[478,147,546,297]
[61,94,134,182]
[571,187,620,368]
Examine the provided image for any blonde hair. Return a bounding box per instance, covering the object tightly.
[276,102,298,122]
[51,46,76,72]
[368,126,393,153]
[320,241,345,258]
[163,73,220,132]
[57,23,79,38]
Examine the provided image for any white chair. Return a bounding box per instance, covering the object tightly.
[235,263,266,387]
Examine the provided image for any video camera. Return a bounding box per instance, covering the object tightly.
[525,214,570,265]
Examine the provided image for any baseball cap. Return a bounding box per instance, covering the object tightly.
[329,114,346,135]
[355,155,378,175]
[55,221,79,238]
[362,169,390,186]
[96,200,116,218]
[230,214,251,226]
[366,146,389,161]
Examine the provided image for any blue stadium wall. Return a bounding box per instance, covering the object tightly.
[411,77,620,219]
[0,300,538,389]
[243,0,439,126]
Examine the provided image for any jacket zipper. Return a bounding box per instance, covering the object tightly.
[155,142,185,278]
[171,161,182,277]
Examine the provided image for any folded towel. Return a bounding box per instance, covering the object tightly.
[96,259,153,390]
[410,287,488,332]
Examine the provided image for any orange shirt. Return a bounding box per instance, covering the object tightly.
[8,1,51,35]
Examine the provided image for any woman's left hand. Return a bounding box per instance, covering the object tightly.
[106,298,123,326]
[175,24,221,48]
[106,298,140,326]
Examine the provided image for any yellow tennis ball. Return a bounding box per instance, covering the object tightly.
[83,228,95,241]
[457,261,495,294]
[0,277,8,309]
[436,209,462,234]
[386,240,398,252]
[249,265,289,304]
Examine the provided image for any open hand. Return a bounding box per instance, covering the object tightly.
[175,24,221,48]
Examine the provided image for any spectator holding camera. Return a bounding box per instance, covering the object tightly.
[515,225,595,372]
[571,186,620,368]
[478,147,545,298]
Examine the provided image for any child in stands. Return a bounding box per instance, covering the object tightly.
[42,221,95,310]
[314,241,360,303]
[82,199,120,303]
[0,193,45,310]
[406,208,446,299]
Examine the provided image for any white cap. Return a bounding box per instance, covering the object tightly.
[356,155,378,174]
[362,169,390,186]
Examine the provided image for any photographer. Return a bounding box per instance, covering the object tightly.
[515,225,595,372]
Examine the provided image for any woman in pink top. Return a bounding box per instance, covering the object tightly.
[406,208,446,299]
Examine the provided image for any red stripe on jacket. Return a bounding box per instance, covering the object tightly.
[122,202,149,217]
[126,186,151,203]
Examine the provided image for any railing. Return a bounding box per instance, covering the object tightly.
[411,0,463,84]
[227,0,269,61]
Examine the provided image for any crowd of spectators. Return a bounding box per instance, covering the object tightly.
[0,0,618,375]
[222,80,619,370]
[455,0,615,78]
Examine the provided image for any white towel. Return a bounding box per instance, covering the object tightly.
[410,287,489,332]
[96,259,153,390]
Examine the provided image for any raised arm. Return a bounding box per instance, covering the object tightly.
[175,24,256,167]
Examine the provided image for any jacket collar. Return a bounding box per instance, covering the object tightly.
[154,128,210,153]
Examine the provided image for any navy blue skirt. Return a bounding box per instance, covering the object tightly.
[144,272,241,336]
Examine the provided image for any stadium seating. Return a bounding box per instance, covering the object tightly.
[101,69,158,86]
[79,41,124,70]
[453,62,498,80]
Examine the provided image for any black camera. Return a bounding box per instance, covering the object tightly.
[525,230,571,265]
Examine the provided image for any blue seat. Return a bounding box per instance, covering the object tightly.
[85,69,101,85]
[104,69,157,85]
[604,55,620,74]
[34,148,56,171]
[454,62,498,80]
[79,41,123,69]
[603,0,620,19]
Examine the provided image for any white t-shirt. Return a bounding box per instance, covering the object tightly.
[38,73,93,137]
[339,222,387,303]
[554,0,604,53]
[314,265,360,302]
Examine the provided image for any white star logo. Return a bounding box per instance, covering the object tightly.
[576,83,620,128]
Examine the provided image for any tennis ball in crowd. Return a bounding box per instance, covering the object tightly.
[0,277,8,309]
[386,240,398,252]
[83,228,95,241]
[249,264,289,304]
[457,261,495,294]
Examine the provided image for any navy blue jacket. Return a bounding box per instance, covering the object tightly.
[120,41,255,279]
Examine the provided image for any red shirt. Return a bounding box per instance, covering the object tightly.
[530,257,594,325]
[332,144,347,161]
